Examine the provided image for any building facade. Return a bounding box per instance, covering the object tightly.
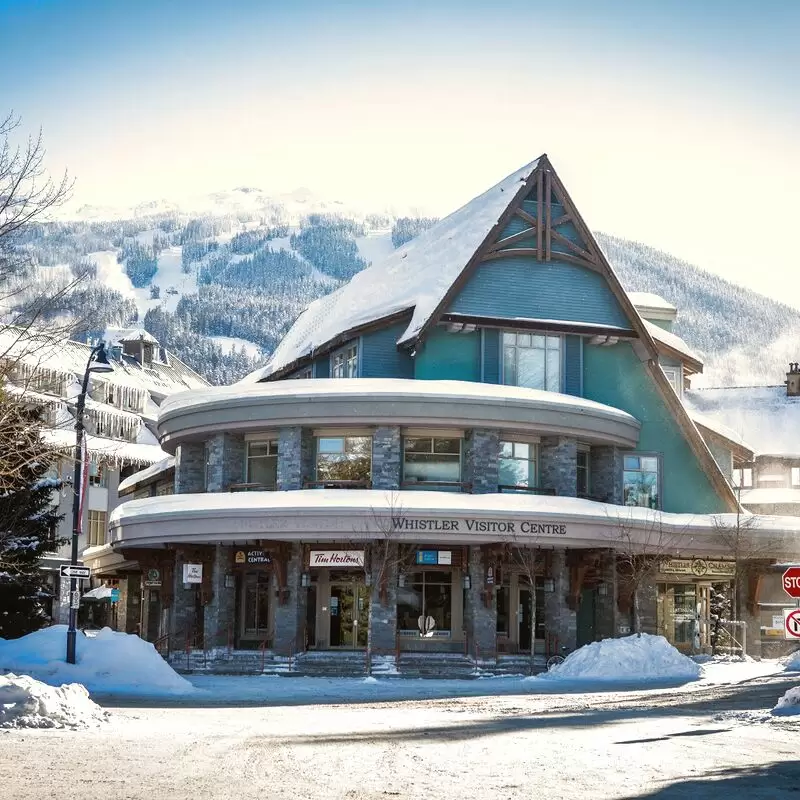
[99,157,800,672]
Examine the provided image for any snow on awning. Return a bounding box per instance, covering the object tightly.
[118,456,175,495]
[42,428,167,467]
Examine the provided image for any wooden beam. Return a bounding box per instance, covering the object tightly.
[480,247,604,273]
[536,170,543,261]
[545,170,552,261]
[515,207,538,227]
[487,226,538,252]
[550,229,596,262]
[551,213,571,228]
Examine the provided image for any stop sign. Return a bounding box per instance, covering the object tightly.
[782,567,800,598]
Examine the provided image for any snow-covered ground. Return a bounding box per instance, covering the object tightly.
[0,674,107,729]
[208,335,262,358]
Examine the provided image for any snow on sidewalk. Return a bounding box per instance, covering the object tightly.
[772,686,800,717]
[0,674,107,729]
[0,626,196,698]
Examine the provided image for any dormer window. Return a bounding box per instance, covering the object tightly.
[661,366,682,396]
[331,343,358,378]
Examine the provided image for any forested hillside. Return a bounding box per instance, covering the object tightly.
[9,190,798,387]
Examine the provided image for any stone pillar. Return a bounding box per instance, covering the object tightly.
[463,429,499,494]
[371,426,401,490]
[545,549,576,651]
[464,546,497,659]
[368,542,399,652]
[594,549,618,640]
[590,446,623,504]
[273,542,303,654]
[205,433,245,492]
[171,551,199,639]
[278,427,314,490]
[204,545,236,649]
[175,442,205,494]
[540,437,577,496]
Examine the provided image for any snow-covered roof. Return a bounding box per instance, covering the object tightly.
[627,293,677,313]
[643,320,703,368]
[684,385,800,456]
[42,428,167,467]
[741,488,800,506]
[686,409,753,453]
[118,456,175,494]
[104,327,159,346]
[247,159,541,381]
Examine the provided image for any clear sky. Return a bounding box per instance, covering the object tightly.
[2,0,799,306]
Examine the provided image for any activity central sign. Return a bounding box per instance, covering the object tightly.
[391,517,568,536]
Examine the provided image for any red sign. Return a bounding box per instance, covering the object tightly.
[782,567,800,598]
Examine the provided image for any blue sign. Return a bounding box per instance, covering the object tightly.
[416,550,438,565]
[110,588,120,603]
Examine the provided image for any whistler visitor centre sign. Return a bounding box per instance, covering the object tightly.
[391,518,568,536]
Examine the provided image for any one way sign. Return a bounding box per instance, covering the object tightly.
[59,565,91,580]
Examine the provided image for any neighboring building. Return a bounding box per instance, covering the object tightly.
[0,325,208,627]
[102,155,799,674]
[685,362,800,654]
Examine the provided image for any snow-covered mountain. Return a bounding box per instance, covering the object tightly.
[15,192,800,387]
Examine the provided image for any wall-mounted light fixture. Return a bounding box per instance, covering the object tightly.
[462,574,471,590]
[398,573,406,588]
[597,583,608,596]
[300,572,311,588]
[543,578,555,593]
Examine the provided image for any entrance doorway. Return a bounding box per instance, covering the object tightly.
[517,579,544,652]
[576,587,597,647]
[239,572,271,646]
[329,577,369,648]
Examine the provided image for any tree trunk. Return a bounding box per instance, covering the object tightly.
[529,584,537,675]
[632,587,641,636]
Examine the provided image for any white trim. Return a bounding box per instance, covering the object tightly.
[403,427,465,438]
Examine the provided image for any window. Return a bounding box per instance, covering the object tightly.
[316,436,371,483]
[403,437,462,487]
[204,442,212,490]
[331,344,358,378]
[156,483,174,496]
[294,368,312,379]
[246,440,279,488]
[88,460,107,488]
[397,571,453,636]
[661,366,682,396]
[577,449,590,497]
[87,510,107,547]
[792,467,800,488]
[623,455,660,509]
[732,467,753,489]
[499,441,538,490]
[502,332,561,391]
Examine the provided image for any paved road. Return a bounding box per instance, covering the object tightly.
[2,674,798,800]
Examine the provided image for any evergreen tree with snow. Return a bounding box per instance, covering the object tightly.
[0,393,63,638]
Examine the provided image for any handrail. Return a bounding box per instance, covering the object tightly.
[401,481,473,492]
[303,480,372,489]
[229,482,277,492]
[498,485,556,495]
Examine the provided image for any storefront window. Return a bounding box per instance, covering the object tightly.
[246,440,278,488]
[403,437,462,488]
[499,441,538,490]
[397,571,453,636]
[659,584,697,649]
[316,436,371,483]
[623,454,660,508]
[502,332,561,392]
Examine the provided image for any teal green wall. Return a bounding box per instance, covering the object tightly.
[703,435,733,482]
[448,256,630,329]
[415,327,480,381]
[361,322,414,378]
[583,342,727,514]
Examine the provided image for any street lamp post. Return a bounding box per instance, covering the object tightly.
[66,341,114,665]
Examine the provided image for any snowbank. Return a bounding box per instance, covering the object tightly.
[0,673,107,729]
[783,650,800,671]
[535,634,701,683]
[0,626,196,697]
[772,686,800,717]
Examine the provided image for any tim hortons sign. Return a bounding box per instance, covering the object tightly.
[659,558,735,578]
[309,551,365,568]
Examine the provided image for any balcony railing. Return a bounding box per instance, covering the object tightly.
[228,482,277,492]
[400,481,473,493]
[497,485,556,495]
[303,479,372,489]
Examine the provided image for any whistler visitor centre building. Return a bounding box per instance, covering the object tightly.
[97,156,800,674]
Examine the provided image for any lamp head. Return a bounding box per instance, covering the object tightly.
[89,343,114,374]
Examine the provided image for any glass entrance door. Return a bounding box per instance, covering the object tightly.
[240,572,271,643]
[518,580,545,652]
[329,579,369,648]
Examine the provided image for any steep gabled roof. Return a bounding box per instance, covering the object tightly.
[249,158,541,381]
